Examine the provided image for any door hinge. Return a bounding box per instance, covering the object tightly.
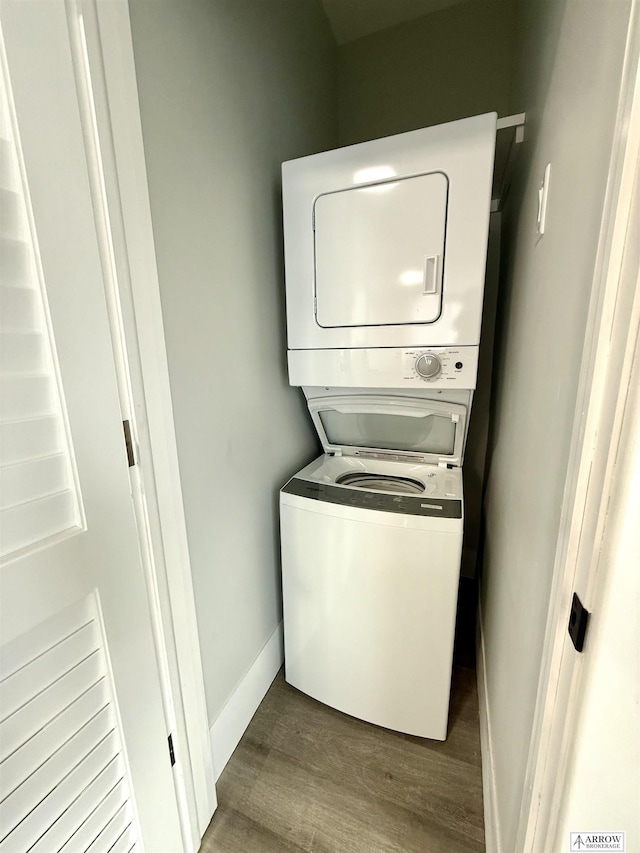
[568,592,590,652]
[123,419,136,467]
[168,733,176,767]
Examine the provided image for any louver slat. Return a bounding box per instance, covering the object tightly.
[0,680,106,801]
[0,189,21,240]
[0,285,38,331]
[0,714,115,840]
[0,623,96,718]
[45,776,126,853]
[0,453,69,510]
[0,732,119,851]
[0,375,53,422]
[0,331,44,374]
[85,802,131,852]
[0,652,103,759]
[106,824,137,853]
[0,417,62,466]
[0,241,30,289]
[0,491,77,557]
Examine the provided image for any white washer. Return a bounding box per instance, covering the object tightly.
[280,394,466,740]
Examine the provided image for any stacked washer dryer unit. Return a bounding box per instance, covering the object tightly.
[280,113,496,740]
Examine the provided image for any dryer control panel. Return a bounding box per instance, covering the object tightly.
[288,346,479,389]
[403,348,476,385]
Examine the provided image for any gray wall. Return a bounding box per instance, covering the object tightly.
[481,1,632,849]
[128,0,337,722]
[337,0,517,146]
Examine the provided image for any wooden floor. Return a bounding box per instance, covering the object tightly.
[199,666,484,853]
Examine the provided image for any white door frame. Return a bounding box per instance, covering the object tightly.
[515,4,640,850]
[62,1,217,849]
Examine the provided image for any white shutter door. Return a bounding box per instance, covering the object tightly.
[0,3,184,850]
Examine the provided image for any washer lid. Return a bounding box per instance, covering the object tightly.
[307,395,467,466]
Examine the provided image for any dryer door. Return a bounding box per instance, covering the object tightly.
[307,395,467,466]
[314,172,448,328]
[282,112,497,351]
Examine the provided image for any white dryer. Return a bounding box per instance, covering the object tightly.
[282,112,497,389]
[280,391,468,740]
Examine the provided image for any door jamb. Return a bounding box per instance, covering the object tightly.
[515,4,640,850]
[64,1,217,848]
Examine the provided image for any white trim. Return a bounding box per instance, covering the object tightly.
[210,622,284,780]
[476,605,502,853]
[516,4,640,851]
[67,0,217,846]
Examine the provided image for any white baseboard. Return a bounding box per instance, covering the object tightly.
[477,602,502,853]
[209,621,284,780]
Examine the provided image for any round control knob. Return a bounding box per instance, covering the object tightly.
[415,352,442,380]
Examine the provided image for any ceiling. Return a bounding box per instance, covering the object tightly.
[321,0,467,45]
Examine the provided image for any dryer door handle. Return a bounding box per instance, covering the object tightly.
[423,255,441,295]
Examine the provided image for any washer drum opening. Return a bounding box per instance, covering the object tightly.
[336,472,425,495]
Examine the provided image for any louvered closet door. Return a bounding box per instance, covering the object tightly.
[0,3,183,852]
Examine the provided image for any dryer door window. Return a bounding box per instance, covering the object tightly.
[314,172,448,328]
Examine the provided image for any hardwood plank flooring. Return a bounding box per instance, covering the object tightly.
[200,666,484,853]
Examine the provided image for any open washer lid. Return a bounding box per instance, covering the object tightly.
[307,395,468,467]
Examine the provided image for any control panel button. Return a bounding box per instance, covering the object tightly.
[455,361,463,370]
[415,352,442,380]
